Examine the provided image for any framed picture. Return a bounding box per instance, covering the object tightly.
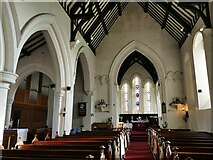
[78,102,86,116]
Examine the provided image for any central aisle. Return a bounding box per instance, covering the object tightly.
[125,131,154,160]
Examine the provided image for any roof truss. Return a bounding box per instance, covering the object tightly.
[59,1,211,53]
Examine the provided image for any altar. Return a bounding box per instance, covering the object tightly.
[131,120,149,131]
[119,114,159,130]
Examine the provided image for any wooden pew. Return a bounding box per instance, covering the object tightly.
[148,128,213,160]
[178,151,213,160]
[1,130,130,160]
[1,149,102,159]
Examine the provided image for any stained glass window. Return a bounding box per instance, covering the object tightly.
[134,77,140,111]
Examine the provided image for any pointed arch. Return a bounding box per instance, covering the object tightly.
[1,2,20,73]
[75,46,94,95]
[143,79,156,113]
[0,15,4,71]
[109,40,166,83]
[130,73,144,87]
[8,63,55,100]
[109,40,166,104]
[109,40,166,127]
[193,31,211,110]
[120,82,131,113]
[15,14,70,91]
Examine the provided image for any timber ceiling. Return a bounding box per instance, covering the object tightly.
[59,1,211,84]
[19,31,46,59]
[117,51,158,85]
[59,1,211,54]
[19,1,211,84]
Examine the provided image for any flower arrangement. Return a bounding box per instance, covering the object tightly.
[97,99,107,106]
[169,97,183,105]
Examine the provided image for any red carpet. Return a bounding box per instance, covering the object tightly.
[125,131,154,160]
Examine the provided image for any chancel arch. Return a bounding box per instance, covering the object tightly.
[109,40,166,127]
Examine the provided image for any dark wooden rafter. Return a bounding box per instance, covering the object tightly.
[117,2,122,16]
[68,2,94,41]
[158,3,192,32]
[29,41,46,53]
[19,41,46,60]
[117,51,158,85]
[19,31,46,59]
[59,1,211,53]
[95,3,108,35]
[179,32,189,48]
[161,3,170,29]
[144,3,148,13]
[24,32,43,46]
[24,38,45,51]
[84,3,116,40]
[21,49,31,56]
[178,2,211,28]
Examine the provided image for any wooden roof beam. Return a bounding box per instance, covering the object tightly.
[70,3,94,41]
[144,2,148,13]
[158,3,191,32]
[117,2,122,16]
[85,3,116,39]
[178,3,211,28]
[95,3,108,35]
[25,33,43,46]
[161,3,171,29]
[24,38,45,51]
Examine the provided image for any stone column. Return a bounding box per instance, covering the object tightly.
[64,88,73,135]
[0,71,18,145]
[52,91,64,138]
[4,98,14,129]
[47,88,54,128]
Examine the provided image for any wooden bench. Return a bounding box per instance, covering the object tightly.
[1,132,123,160]
[1,149,102,159]
[148,128,213,160]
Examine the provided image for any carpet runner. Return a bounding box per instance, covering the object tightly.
[125,131,154,160]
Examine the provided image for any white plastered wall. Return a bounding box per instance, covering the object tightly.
[95,3,185,129]
[72,32,96,130]
[3,1,77,136]
[180,17,212,132]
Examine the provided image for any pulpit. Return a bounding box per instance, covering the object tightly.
[3,129,28,149]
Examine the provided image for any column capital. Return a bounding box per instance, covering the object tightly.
[0,71,18,89]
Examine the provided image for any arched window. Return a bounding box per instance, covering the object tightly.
[193,31,211,110]
[145,81,151,111]
[121,83,130,113]
[120,77,158,114]
[132,76,141,113]
[144,80,157,114]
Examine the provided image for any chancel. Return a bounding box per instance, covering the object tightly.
[0,1,213,160]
